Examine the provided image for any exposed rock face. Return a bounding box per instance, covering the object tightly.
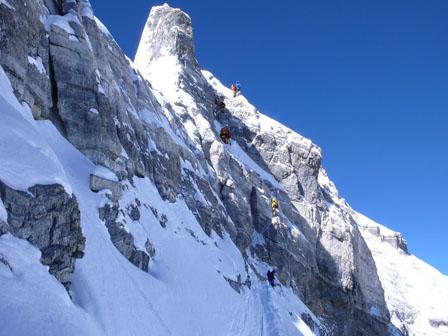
[0,181,85,289]
[99,203,151,271]
[135,4,197,68]
[360,224,408,254]
[1,0,233,268]
[0,0,414,334]
[135,5,394,335]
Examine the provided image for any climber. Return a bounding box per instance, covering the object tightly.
[271,197,279,217]
[215,96,226,110]
[220,127,232,144]
[235,81,241,93]
[267,269,276,287]
[231,81,241,97]
[231,83,237,97]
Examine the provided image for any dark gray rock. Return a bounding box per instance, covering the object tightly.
[429,319,448,328]
[127,203,140,221]
[0,219,8,235]
[0,181,85,290]
[145,238,155,258]
[99,203,150,272]
[149,206,168,228]
[0,1,412,334]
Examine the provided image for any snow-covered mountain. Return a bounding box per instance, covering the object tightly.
[0,1,446,335]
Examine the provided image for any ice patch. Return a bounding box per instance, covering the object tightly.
[0,198,6,222]
[27,56,46,75]
[45,13,78,35]
[79,1,94,19]
[94,16,112,38]
[0,0,14,10]
[69,34,79,42]
[93,165,118,182]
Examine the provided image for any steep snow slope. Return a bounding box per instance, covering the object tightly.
[135,5,446,334]
[319,157,448,336]
[134,7,394,334]
[0,16,319,336]
[356,213,448,336]
[0,68,70,193]
[0,234,102,336]
[1,1,447,336]
[0,65,102,336]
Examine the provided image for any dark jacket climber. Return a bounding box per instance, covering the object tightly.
[267,269,276,287]
[215,96,226,110]
[271,198,279,216]
[220,127,232,144]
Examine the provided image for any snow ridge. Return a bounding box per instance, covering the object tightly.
[0,2,447,336]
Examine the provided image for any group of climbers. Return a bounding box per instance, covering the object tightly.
[216,80,282,288]
[217,82,281,216]
[214,81,241,112]
[217,81,242,145]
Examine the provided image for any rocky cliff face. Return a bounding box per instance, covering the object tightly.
[0,181,84,290]
[0,1,446,336]
[134,4,393,335]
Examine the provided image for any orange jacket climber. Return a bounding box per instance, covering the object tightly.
[231,83,240,97]
[231,84,237,97]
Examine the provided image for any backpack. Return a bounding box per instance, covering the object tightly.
[221,127,230,138]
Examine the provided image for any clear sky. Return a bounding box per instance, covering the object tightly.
[90,0,448,274]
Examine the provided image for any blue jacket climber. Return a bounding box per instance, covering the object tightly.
[235,81,241,92]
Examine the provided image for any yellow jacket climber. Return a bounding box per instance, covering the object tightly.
[271,198,279,216]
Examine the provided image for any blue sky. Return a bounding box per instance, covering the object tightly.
[90,0,448,274]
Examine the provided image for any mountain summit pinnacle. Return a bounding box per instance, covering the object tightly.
[135,4,198,69]
[1,1,447,335]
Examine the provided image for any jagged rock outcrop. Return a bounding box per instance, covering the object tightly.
[135,5,393,335]
[360,224,408,254]
[1,0,235,282]
[99,202,151,271]
[0,181,84,289]
[2,1,440,335]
